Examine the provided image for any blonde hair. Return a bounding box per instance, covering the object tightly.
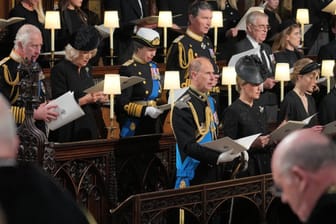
[34,0,45,24]
[272,23,300,52]
[65,44,97,62]
[290,58,319,84]
[235,75,247,92]
[216,0,238,10]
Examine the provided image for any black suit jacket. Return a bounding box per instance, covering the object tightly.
[109,0,150,64]
[234,38,275,78]
[317,40,336,62]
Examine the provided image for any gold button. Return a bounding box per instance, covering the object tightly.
[138,72,142,75]
[195,53,198,57]
[189,44,192,47]
[143,81,146,84]
[145,90,149,94]
[133,63,137,67]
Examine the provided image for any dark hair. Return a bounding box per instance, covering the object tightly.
[299,62,320,75]
[188,1,212,18]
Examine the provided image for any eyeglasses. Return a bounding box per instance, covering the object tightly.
[270,185,283,197]
[251,24,271,31]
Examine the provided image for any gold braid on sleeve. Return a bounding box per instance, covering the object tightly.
[178,42,194,70]
[3,64,20,104]
[11,106,25,124]
[124,103,144,118]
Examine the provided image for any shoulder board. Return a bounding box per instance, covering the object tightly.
[175,93,191,109]
[122,59,134,66]
[172,35,185,43]
[0,57,10,67]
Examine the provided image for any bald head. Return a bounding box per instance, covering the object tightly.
[272,129,336,175]
[189,57,216,93]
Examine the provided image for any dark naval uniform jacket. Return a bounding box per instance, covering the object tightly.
[166,29,218,88]
[0,50,47,126]
[116,55,162,137]
[172,87,223,186]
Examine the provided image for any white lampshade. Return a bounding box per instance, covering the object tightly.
[45,11,61,29]
[221,66,236,85]
[104,74,121,94]
[321,60,335,77]
[296,9,309,24]
[211,11,223,28]
[158,11,173,28]
[275,63,290,81]
[164,71,180,90]
[104,11,119,28]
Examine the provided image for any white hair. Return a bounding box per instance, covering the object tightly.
[64,44,98,62]
[14,24,41,49]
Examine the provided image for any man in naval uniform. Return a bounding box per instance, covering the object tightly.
[115,27,164,137]
[166,1,219,88]
[0,24,58,127]
[171,57,247,188]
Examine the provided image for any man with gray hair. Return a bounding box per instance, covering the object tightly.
[0,24,58,128]
[272,129,336,223]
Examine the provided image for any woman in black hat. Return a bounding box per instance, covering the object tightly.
[115,27,164,137]
[222,55,272,177]
[49,26,108,142]
[278,58,323,131]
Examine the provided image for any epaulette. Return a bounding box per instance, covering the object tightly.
[0,57,10,67]
[175,93,191,109]
[122,59,134,66]
[172,35,185,44]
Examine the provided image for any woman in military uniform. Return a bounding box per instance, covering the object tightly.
[115,28,164,137]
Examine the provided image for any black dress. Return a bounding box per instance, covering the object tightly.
[49,60,106,142]
[222,99,272,176]
[274,49,304,68]
[0,162,89,224]
[278,90,319,127]
[319,87,336,125]
[7,3,51,53]
[56,8,87,51]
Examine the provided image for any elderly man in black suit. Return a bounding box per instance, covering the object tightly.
[233,10,278,123]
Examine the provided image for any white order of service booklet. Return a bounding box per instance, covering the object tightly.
[47,91,85,131]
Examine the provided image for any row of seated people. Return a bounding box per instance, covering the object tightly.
[1,0,335,66]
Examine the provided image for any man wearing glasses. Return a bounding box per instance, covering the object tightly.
[272,129,336,224]
[233,10,278,124]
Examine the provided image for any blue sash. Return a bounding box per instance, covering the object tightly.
[175,96,217,188]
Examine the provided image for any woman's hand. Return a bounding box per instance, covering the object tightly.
[310,125,323,133]
[251,135,270,148]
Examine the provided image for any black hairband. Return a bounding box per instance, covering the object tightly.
[299,62,320,75]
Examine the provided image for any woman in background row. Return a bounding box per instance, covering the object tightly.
[50,26,107,142]
[272,20,303,68]
[278,58,322,132]
[8,0,50,55]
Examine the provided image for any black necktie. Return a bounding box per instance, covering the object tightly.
[259,44,271,73]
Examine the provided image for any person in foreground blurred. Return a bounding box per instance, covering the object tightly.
[116,28,164,137]
[172,57,246,188]
[0,93,90,224]
[49,26,107,142]
[272,129,336,224]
